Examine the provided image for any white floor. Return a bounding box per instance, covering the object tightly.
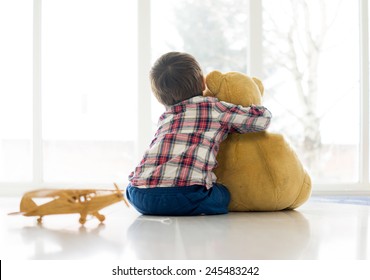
[1,197,369,260]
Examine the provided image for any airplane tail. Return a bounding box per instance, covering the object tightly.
[8,212,24,216]
[20,196,37,212]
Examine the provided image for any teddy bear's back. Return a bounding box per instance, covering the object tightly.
[214,132,312,211]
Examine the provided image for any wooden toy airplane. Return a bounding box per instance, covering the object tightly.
[9,183,129,225]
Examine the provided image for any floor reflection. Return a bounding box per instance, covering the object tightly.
[16,222,124,259]
[127,210,312,259]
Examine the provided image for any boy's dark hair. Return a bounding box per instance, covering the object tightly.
[150,52,204,106]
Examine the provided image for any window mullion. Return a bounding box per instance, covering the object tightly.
[33,0,43,184]
[136,0,152,163]
[247,0,263,77]
[359,0,369,188]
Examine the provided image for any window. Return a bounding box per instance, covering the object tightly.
[0,0,369,194]
[262,0,360,185]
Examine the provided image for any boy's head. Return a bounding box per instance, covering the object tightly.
[150,52,205,106]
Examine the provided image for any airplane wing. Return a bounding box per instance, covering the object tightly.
[23,189,65,198]
[23,189,98,198]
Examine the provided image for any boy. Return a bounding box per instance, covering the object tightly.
[127,52,272,216]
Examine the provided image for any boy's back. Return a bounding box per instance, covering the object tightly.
[129,95,271,189]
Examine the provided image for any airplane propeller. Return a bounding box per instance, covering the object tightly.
[113,183,129,207]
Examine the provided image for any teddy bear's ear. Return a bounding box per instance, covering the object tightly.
[206,70,223,96]
[252,77,264,96]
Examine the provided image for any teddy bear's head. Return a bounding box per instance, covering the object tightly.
[204,70,264,106]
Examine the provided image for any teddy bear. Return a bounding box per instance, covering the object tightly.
[204,70,312,211]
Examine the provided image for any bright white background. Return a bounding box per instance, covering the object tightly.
[0,0,369,195]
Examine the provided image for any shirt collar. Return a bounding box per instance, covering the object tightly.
[169,96,217,107]
[165,96,218,114]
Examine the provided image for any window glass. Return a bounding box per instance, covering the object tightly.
[42,0,137,183]
[262,0,360,183]
[0,0,33,182]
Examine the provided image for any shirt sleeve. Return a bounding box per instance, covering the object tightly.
[217,101,272,133]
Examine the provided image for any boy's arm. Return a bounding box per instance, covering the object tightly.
[218,102,272,133]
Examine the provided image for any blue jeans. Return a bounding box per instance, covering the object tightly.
[126,183,230,216]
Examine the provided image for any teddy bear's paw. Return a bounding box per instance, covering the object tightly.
[286,172,312,210]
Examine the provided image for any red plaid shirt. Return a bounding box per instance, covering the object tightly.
[129,96,272,189]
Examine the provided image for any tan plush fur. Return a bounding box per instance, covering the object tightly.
[205,71,312,211]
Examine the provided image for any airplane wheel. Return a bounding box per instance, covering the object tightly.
[37,217,43,224]
[98,215,105,223]
[79,217,86,225]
